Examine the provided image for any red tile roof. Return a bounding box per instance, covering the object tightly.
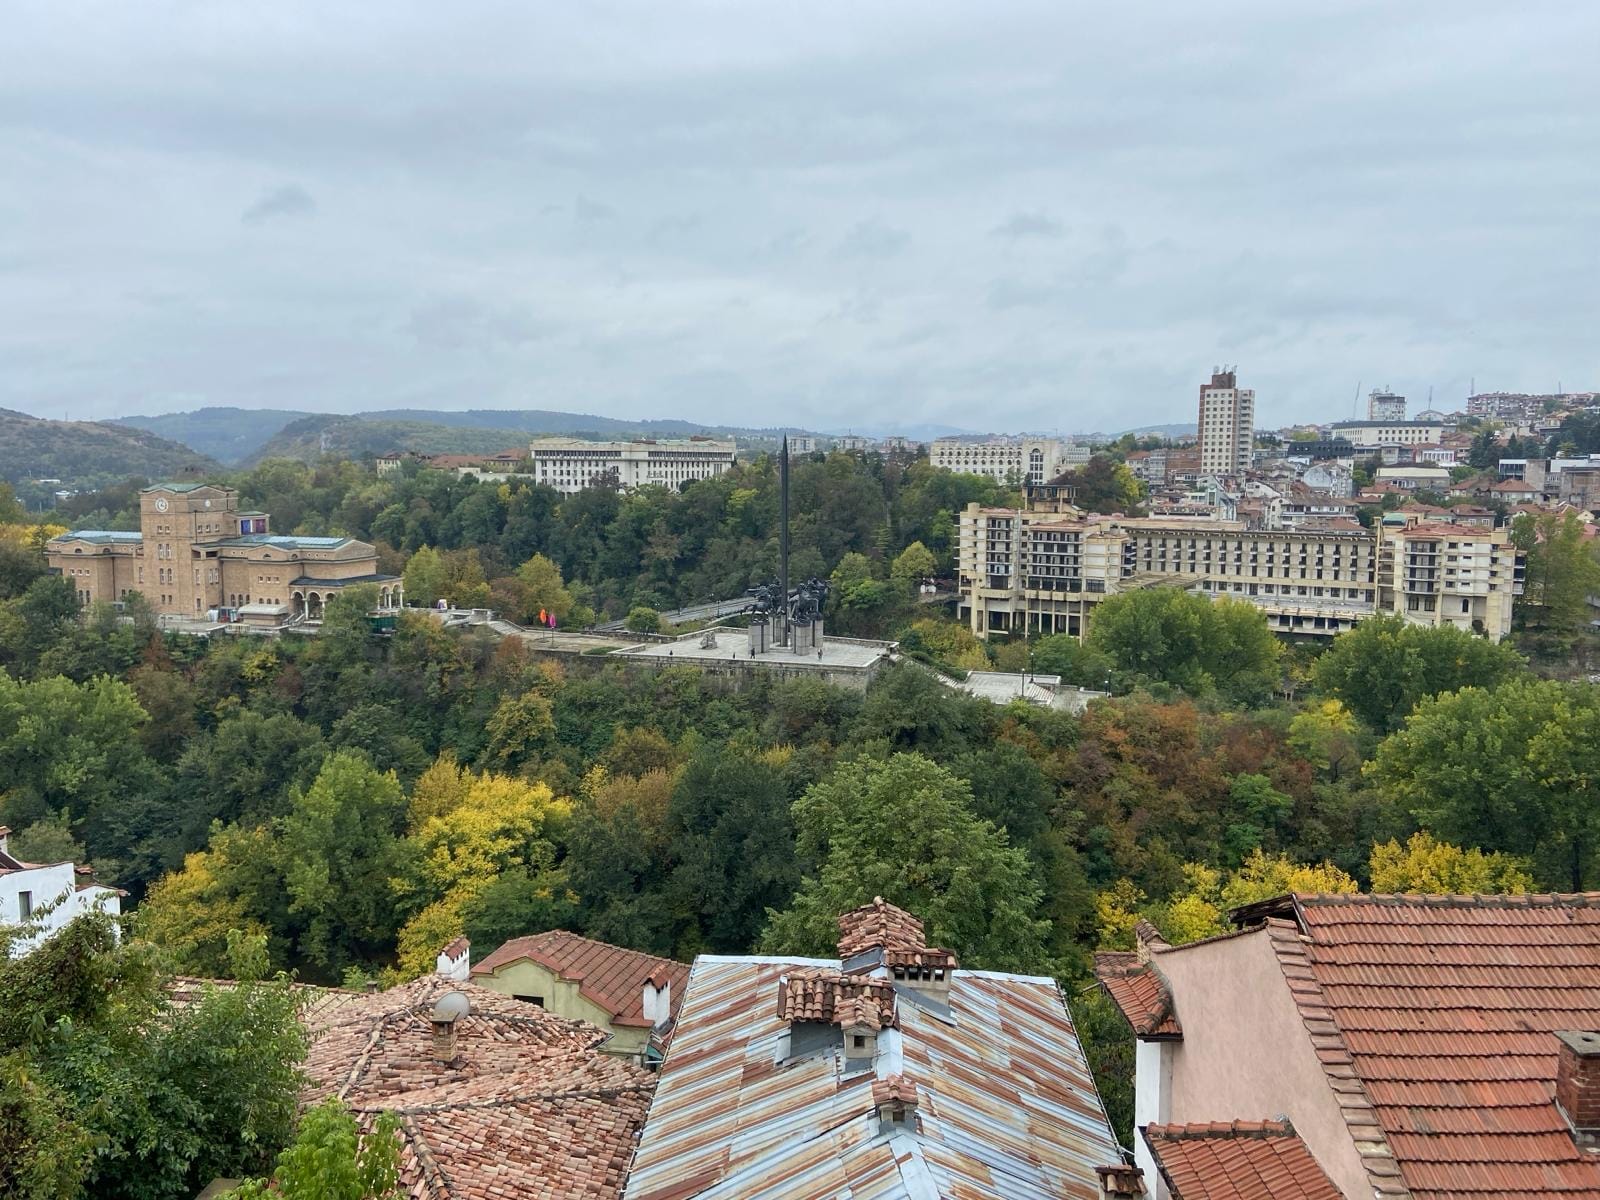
[1267,893,1600,1200]
[1094,951,1182,1039]
[304,975,654,1200]
[774,967,898,1028]
[471,930,689,1029]
[837,895,931,958]
[1143,1120,1342,1200]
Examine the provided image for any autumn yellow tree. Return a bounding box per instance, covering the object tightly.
[393,762,572,977]
[1368,832,1533,894]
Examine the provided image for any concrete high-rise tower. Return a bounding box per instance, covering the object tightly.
[1367,388,1406,421]
[1197,367,1254,477]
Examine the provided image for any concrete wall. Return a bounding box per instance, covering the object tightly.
[1,861,121,958]
[1153,930,1370,1199]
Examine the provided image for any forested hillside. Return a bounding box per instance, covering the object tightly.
[109,406,314,463]
[248,415,538,463]
[0,409,219,499]
[113,404,828,467]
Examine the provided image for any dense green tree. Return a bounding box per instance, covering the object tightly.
[277,752,412,975]
[1086,590,1280,704]
[1512,509,1600,643]
[0,917,307,1200]
[1059,456,1143,514]
[1369,678,1600,890]
[229,1099,400,1200]
[762,753,1053,973]
[401,544,449,607]
[0,671,158,878]
[666,751,802,955]
[1311,615,1525,732]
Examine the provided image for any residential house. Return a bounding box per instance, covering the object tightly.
[0,825,123,957]
[624,898,1122,1200]
[1097,893,1600,1200]
[300,944,655,1200]
[471,931,689,1064]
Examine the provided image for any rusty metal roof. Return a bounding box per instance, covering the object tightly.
[623,955,1120,1200]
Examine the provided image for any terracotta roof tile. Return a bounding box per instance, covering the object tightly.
[836,896,930,958]
[1095,951,1182,1039]
[774,968,897,1029]
[1143,1120,1343,1200]
[1268,893,1600,1200]
[304,975,654,1200]
[472,930,689,1029]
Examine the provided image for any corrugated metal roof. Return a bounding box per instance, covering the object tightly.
[623,954,1119,1200]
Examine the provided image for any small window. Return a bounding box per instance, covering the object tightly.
[18,891,32,919]
[514,994,545,1007]
[852,1034,867,1050]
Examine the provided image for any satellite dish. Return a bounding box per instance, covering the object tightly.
[432,990,471,1022]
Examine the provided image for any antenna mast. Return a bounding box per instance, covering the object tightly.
[779,435,790,648]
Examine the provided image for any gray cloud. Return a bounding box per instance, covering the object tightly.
[835,219,911,260]
[241,183,316,225]
[2,1,1597,434]
[991,211,1064,240]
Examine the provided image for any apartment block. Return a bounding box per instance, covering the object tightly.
[527,437,735,494]
[957,499,1520,642]
[930,437,1084,486]
[1197,369,1254,476]
[1329,419,1447,448]
[1366,388,1406,421]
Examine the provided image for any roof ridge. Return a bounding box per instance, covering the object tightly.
[356,1079,656,1116]
[1296,890,1600,907]
[1145,1117,1297,1141]
[1263,918,1413,1199]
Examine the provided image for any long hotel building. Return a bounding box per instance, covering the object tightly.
[958,500,1522,642]
[527,437,736,494]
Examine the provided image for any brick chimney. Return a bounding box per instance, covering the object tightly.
[431,1013,459,1064]
[1556,1031,1600,1146]
[1096,1164,1145,1198]
[837,897,958,1003]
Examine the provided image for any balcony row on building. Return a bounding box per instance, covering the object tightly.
[957,493,1523,642]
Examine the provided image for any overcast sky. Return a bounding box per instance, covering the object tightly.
[3,1,1598,434]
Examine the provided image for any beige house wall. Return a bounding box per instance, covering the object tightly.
[1154,931,1370,1200]
[474,960,649,1057]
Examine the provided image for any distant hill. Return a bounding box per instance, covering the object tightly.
[110,406,828,466]
[249,415,538,464]
[109,407,314,464]
[0,408,220,495]
[360,408,732,438]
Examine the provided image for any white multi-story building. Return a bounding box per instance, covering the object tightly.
[0,827,122,958]
[1367,389,1407,421]
[930,437,1083,486]
[1330,419,1447,448]
[786,436,818,454]
[832,435,874,452]
[527,438,736,495]
[957,501,1520,643]
[1197,369,1255,477]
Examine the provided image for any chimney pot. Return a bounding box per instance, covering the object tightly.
[1556,1031,1600,1146]
[1096,1164,1145,1198]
